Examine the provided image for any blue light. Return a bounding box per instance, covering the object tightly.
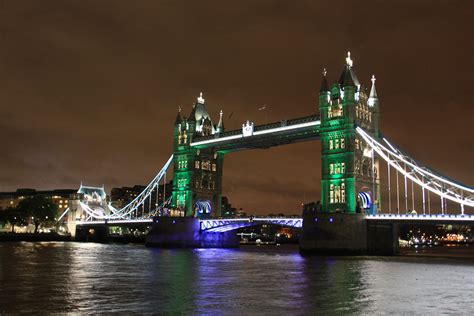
[329,217,334,223]
[358,191,372,209]
[314,217,318,222]
[155,219,159,223]
[172,220,176,224]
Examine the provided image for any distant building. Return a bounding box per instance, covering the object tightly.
[110,181,173,215]
[0,188,76,212]
[302,201,322,214]
[221,196,237,217]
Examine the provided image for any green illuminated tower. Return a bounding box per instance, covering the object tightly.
[319,53,381,213]
[171,93,224,218]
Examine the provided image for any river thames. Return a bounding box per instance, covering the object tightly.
[0,242,473,314]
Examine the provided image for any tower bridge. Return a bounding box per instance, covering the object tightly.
[64,52,473,254]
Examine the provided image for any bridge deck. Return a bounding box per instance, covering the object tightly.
[75,214,474,229]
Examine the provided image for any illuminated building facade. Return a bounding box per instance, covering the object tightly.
[172,93,225,218]
[319,53,380,213]
[0,188,76,212]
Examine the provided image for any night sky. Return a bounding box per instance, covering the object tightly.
[0,1,472,214]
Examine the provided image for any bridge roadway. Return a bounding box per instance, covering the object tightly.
[76,214,474,231]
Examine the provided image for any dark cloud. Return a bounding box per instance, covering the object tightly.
[0,0,472,214]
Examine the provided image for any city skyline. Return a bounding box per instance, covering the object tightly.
[0,1,472,214]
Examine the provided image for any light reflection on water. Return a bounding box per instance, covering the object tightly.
[0,242,473,314]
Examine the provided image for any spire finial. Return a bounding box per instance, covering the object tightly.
[178,106,181,113]
[345,51,353,67]
[197,92,205,104]
[368,74,378,105]
[220,109,223,116]
[323,68,327,76]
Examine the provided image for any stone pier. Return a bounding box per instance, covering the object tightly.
[300,213,399,255]
[145,217,239,248]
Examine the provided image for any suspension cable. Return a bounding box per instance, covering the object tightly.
[404,163,408,213]
[422,186,426,215]
[396,169,400,215]
[388,162,391,213]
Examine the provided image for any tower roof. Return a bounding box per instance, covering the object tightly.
[175,107,182,125]
[338,52,360,88]
[189,92,212,122]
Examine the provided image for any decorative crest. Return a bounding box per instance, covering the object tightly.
[323,68,327,76]
[371,75,376,85]
[197,92,205,104]
[345,51,353,67]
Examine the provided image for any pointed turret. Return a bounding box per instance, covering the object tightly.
[216,110,224,133]
[342,68,356,88]
[368,75,379,106]
[320,68,329,92]
[175,106,182,125]
[338,51,360,89]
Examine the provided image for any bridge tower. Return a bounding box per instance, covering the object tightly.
[319,53,381,213]
[171,93,224,218]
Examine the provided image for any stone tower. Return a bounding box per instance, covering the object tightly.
[171,93,224,218]
[319,53,381,213]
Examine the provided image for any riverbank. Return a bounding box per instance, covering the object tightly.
[0,232,71,242]
[0,232,146,243]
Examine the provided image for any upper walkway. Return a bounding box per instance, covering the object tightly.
[191,114,320,152]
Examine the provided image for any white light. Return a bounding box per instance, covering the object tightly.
[191,120,320,147]
[357,127,474,207]
[346,51,353,67]
[197,92,205,104]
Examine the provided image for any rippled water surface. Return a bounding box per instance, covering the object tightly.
[0,242,473,314]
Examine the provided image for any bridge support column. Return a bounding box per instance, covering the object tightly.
[300,213,399,255]
[367,221,399,255]
[146,217,239,248]
[75,225,109,243]
[300,213,368,255]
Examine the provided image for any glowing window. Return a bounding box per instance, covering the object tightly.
[329,184,334,203]
[195,161,200,169]
[329,139,334,150]
[201,161,211,171]
[212,163,216,172]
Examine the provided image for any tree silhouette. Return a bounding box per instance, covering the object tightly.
[0,207,28,233]
[16,196,58,233]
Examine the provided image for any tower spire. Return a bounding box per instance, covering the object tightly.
[320,68,329,92]
[197,92,205,104]
[345,51,353,68]
[217,109,224,132]
[368,75,379,106]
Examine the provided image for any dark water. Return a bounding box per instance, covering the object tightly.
[0,243,473,314]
